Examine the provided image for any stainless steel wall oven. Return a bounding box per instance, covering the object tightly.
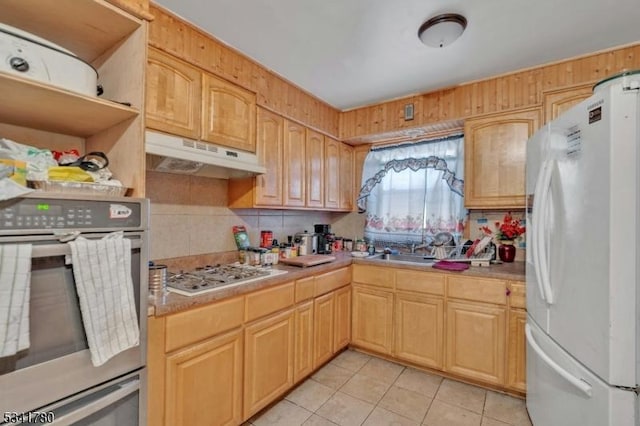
[0,194,149,425]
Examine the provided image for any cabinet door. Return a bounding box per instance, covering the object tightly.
[313,292,335,368]
[244,309,295,419]
[283,119,306,207]
[324,137,341,209]
[254,107,284,206]
[395,292,444,369]
[165,329,243,426]
[506,309,527,392]
[543,82,594,123]
[445,301,506,385]
[294,301,314,383]
[339,142,354,211]
[306,130,325,208]
[146,47,201,139]
[333,286,351,352]
[202,73,256,153]
[351,285,394,354]
[353,145,370,210]
[464,107,541,208]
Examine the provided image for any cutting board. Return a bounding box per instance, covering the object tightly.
[279,254,336,267]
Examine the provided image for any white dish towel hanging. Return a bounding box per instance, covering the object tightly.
[0,244,32,357]
[68,232,139,367]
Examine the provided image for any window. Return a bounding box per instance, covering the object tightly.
[357,134,466,245]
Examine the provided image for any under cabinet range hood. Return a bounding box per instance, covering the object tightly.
[145,130,266,179]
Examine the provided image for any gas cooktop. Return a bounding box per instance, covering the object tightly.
[166,263,288,296]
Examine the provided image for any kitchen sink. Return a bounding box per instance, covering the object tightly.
[368,253,436,264]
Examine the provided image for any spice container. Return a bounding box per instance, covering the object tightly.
[149,264,167,295]
[343,238,353,252]
[333,237,343,252]
[260,230,273,248]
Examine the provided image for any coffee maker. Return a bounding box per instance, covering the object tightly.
[314,224,333,254]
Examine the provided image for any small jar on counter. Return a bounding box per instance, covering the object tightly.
[333,237,343,252]
[343,238,353,252]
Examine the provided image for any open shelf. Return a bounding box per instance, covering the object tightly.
[1,0,141,62]
[0,72,139,137]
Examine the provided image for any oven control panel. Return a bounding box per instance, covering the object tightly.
[0,197,144,232]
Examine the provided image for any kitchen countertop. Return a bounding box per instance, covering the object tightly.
[148,252,526,317]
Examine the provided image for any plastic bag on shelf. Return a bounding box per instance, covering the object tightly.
[0,138,57,181]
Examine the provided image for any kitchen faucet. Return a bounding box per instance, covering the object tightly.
[409,241,429,253]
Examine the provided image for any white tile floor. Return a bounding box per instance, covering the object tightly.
[248,349,533,426]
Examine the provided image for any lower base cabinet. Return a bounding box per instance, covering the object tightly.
[313,292,335,368]
[244,309,295,419]
[445,301,506,385]
[352,285,394,354]
[165,329,243,426]
[294,301,314,383]
[333,286,351,352]
[394,292,444,369]
[507,309,527,392]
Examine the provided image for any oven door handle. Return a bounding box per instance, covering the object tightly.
[52,378,140,426]
[31,239,142,258]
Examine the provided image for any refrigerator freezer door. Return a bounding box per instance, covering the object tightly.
[526,319,636,426]
[539,86,639,387]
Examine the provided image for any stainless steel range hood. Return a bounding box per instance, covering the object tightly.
[145,130,266,179]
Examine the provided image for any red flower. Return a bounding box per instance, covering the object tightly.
[495,212,526,240]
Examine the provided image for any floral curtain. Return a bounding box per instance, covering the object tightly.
[357,134,466,245]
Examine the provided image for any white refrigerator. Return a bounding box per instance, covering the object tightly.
[526,70,640,426]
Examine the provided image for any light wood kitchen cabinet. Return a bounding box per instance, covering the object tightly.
[353,145,371,211]
[283,119,307,207]
[324,137,341,209]
[202,73,256,152]
[146,47,201,139]
[333,286,351,352]
[254,107,284,206]
[244,309,295,419]
[1,1,146,195]
[445,300,506,386]
[306,129,325,208]
[313,292,335,368]
[543,82,594,123]
[395,292,444,369]
[165,329,243,426]
[146,48,257,152]
[228,110,353,211]
[464,107,541,208]
[339,142,354,211]
[351,285,394,354]
[506,309,527,392]
[506,280,527,392]
[294,301,315,383]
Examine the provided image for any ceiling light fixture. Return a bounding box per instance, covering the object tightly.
[418,13,467,48]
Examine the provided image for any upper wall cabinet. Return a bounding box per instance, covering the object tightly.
[228,108,355,211]
[146,48,201,139]
[145,47,257,153]
[202,73,256,153]
[1,0,147,196]
[543,82,594,124]
[464,107,541,209]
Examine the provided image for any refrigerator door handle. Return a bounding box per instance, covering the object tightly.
[532,159,550,303]
[534,158,555,304]
[525,324,592,397]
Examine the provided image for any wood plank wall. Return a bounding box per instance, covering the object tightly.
[340,44,640,141]
[106,0,153,20]
[147,3,340,137]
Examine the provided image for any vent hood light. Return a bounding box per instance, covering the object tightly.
[145,130,266,179]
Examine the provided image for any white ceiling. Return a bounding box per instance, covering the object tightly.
[153,0,640,111]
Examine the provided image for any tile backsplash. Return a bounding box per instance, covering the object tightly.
[146,171,366,262]
[467,210,527,261]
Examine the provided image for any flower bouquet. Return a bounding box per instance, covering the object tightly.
[479,212,525,262]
